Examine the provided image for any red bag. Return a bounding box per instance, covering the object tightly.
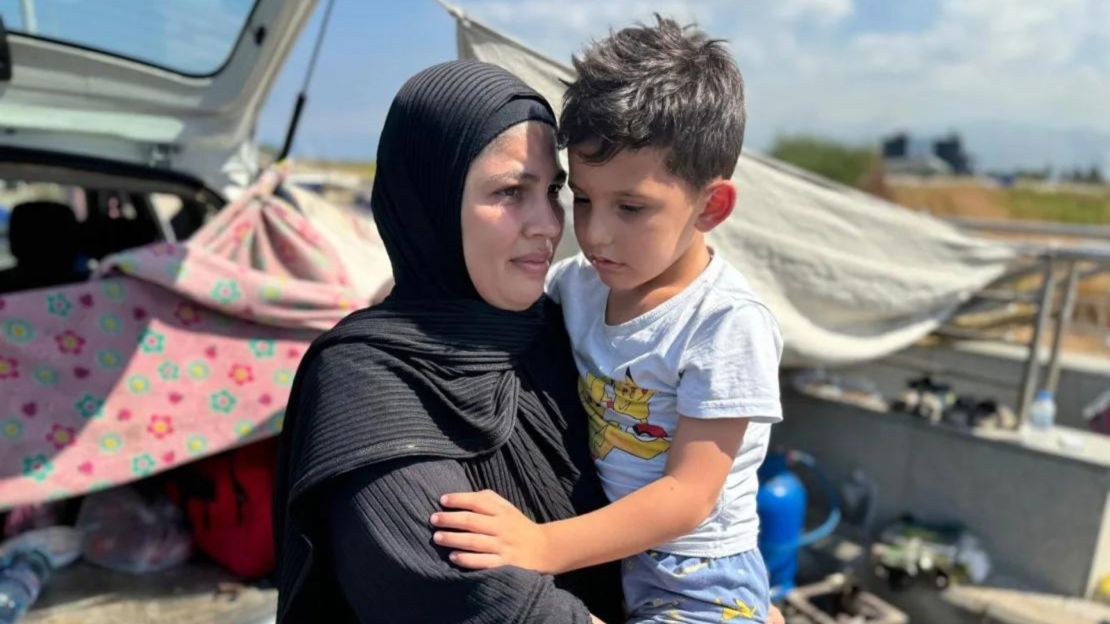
[169,438,277,579]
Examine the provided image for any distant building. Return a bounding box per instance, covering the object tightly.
[880,132,974,176]
[882,133,909,159]
[933,134,973,175]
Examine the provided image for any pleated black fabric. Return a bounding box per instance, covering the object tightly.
[279,300,547,501]
[272,61,622,623]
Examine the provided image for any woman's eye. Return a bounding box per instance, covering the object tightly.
[498,186,522,199]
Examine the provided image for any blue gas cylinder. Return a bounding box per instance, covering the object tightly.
[757,452,806,596]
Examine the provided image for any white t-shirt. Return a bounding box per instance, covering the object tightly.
[546,252,783,558]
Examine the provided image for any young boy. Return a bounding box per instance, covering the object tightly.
[432,17,782,623]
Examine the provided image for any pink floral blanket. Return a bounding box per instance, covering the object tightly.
[0,171,385,510]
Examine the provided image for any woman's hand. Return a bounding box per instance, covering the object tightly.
[431,490,557,574]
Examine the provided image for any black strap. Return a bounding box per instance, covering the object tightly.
[0,15,11,82]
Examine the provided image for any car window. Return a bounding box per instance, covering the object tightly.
[0,0,258,75]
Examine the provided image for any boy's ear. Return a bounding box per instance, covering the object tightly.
[694,179,737,232]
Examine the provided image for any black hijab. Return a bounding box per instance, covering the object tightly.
[273,61,587,621]
[373,59,557,300]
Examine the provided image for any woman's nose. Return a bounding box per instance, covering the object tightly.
[523,193,562,239]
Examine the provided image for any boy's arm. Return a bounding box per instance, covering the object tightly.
[544,415,749,572]
[434,303,782,573]
[432,415,749,574]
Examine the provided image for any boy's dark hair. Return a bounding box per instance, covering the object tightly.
[560,16,745,189]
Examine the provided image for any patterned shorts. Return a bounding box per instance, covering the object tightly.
[622,548,771,623]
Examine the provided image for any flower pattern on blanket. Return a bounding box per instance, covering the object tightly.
[0,170,383,510]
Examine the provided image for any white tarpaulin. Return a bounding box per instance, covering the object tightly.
[448,9,1017,366]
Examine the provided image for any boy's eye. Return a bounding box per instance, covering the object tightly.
[619,204,644,214]
[498,186,522,199]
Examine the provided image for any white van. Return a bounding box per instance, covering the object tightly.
[0,0,315,296]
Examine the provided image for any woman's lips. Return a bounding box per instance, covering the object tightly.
[510,252,551,277]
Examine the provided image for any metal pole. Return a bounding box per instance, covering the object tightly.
[435,0,466,20]
[1016,257,1057,425]
[1044,260,1081,395]
[20,0,37,33]
[944,215,1110,241]
[277,0,336,161]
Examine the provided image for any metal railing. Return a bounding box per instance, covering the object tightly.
[937,220,1110,424]
[943,216,1110,242]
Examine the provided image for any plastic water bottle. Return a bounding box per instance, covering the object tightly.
[1028,389,1056,432]
[0,549,51,624]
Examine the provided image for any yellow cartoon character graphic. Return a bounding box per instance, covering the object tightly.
[579,370,670,460]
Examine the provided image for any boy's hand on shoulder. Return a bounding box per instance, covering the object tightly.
[431,490,557,574]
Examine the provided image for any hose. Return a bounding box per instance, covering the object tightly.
[786,449,842,549]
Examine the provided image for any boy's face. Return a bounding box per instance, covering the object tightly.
[568,145,704,293]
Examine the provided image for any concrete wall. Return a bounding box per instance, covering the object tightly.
[774,392,1110,597]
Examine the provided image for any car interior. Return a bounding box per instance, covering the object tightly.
[0,148,225,295]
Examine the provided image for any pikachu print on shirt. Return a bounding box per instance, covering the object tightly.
[578,370,671,460]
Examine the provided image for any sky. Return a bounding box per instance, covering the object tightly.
[251,0,1110,173]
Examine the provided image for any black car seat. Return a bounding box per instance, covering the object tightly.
[81,191,163,260]
[0,201,84,293]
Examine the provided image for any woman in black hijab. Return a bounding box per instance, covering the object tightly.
[273,60,622,623]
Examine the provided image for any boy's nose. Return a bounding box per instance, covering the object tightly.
[578,210,611,248]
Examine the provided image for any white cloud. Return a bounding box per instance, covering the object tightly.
[732,0,1110,158]
[463,0,853,33]
[771,0,854,26]
[850,0,1100,73]
[456,0,1109,168]
[466,1,707,35]
[827,0,1110,130]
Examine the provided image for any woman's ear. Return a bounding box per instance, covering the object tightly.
[694,179,737,232]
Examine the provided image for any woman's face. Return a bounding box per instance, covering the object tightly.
[461,122,565,311]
